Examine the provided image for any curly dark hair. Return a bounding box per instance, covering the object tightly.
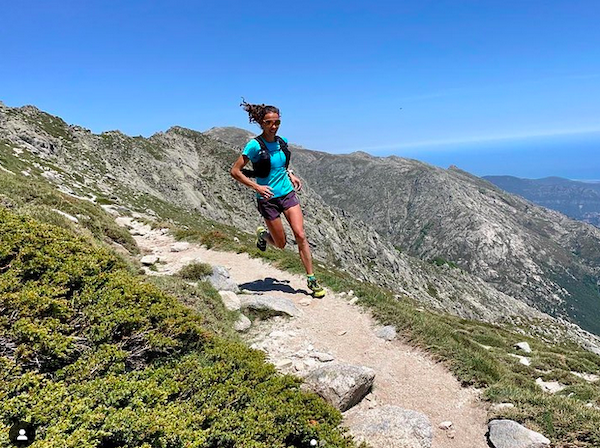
[240,98,280,125]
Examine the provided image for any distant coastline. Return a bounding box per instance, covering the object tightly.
[380,132,600,180]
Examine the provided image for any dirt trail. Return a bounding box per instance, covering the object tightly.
[121,217,489,448]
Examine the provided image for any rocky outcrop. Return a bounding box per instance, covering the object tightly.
[348,406,433,448]
[208,265,239,292]
[302,364,375,411]
[239,294,301,318]
[487,419,550,448]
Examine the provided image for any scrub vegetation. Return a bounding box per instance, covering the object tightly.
[0,207,356,447]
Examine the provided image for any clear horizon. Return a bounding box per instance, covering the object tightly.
[2,1,599,179]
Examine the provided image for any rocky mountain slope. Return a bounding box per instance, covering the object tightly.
[208,127,600,337]
[3,104,600,447]
[0,102,553,328]
[484,175,600,227]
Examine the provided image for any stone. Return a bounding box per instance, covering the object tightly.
[509,353,531,366]
[514,342,532,353]
[140,255,159,265]
[302,363,375,411]
[348,405,433,448]
[208,265,239,292]
[269,330,288,338]
[439,421,453,430]
[571,371,600,382]
[239,294,301,317]
[274,359,293,369]
[170,241,190,252]
[535,377,566,394]
[375,325,397,341]
[218,291,241,311]
[487,419,550,448]
[51,208,79,223]
[233,314,251,332]
[310,352,335,362]
[293,361,305,372]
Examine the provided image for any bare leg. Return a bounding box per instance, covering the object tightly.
[282,204,314,275]
[263,217,287,249]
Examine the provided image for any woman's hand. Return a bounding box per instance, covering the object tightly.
[255,184,274,199]
[289,173,302,191]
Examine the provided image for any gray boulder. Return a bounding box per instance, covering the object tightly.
[375,325,397,341]
[348,405,432,448]
[208,265,239,292]
[218,291,241,311]
[170,241,190,252]
[234,314,251,332]
[302,363,375,411]
[239,294,301,317]
[514,342,532,353]
[140,255,159,265]
[488,419,550,448]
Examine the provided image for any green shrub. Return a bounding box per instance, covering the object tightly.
[177,262,213,280]
[0,171,138,254]
[0,208,355,447]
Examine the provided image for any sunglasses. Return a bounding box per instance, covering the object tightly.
[263,119,281,126]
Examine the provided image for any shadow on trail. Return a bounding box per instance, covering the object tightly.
[239,277,310,296]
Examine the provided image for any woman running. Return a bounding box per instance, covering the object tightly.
[230,100,325,298]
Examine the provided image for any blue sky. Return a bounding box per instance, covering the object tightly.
[2,1,599,178]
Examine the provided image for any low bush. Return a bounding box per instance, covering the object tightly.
[0,208,355,447]
[177,262,213,280]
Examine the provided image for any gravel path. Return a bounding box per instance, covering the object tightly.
[120,217,489,448]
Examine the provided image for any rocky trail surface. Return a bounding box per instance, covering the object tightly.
[117,216,490,448]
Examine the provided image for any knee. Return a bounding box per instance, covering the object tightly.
[294,230,307,245]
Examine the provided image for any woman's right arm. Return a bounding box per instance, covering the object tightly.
[230,155,273,199]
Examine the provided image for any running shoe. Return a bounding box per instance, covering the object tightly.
[307,276,326,298]
[256,226,267,251]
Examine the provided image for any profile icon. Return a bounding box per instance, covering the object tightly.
[8,421,36,447]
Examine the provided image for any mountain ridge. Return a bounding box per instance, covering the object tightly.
[208,126,600,336]
[0,103,556,330]
[484,174,600,227]
[2,105,600,346]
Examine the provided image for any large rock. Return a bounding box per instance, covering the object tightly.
[234,314,251,332]
[514,342,532,353]
[140,255,159,265]
[218,291,241,311]
[302,363,375,411]
[239,294,301,317]
[170,241,190,252]
[375,325,397,341]
[488,419,550,448]
[348,405,432,448]
[208,265,239,292]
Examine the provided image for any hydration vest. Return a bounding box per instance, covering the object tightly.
[242,136,290,178]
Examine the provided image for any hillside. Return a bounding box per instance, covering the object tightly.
[0,206,354,447]
[3,104,600,446]
[0,103,553,328]
[268,141,600,336]
[484,175,600,227]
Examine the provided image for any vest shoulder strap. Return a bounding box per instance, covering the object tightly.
[276,136,291,169]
